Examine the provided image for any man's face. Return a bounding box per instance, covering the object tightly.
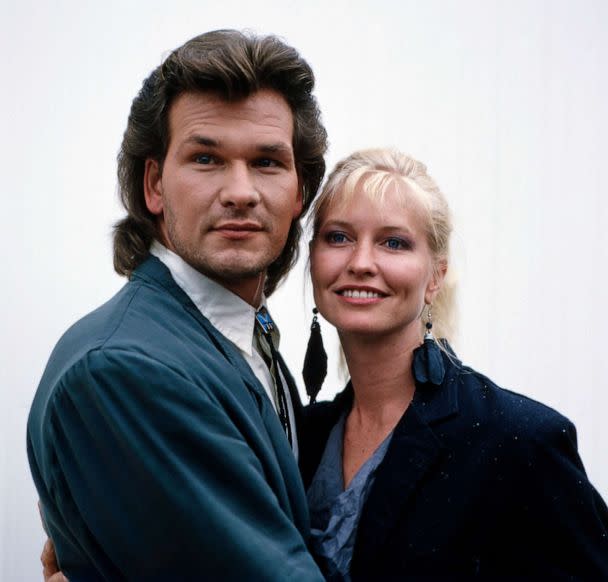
[144,89,302,305]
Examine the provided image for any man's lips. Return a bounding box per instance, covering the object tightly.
[212,222,264,239]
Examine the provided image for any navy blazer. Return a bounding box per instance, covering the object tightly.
[300,347,608,580]
[27,257,323,581]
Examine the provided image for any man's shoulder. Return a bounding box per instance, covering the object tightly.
[51,274,175,360]
[34,266,229,404]
[51,256,205,353]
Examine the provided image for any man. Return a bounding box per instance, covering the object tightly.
[28,30,327,580]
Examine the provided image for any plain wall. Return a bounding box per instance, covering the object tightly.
[2,0,607,579]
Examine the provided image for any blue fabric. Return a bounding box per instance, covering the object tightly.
[307,413,393,581]
[27,256,323,581]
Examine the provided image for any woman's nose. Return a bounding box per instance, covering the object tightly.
[346,242,377,276]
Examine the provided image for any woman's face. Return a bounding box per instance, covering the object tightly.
[310,184,443,342]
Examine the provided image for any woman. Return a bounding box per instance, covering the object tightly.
[300,148,608,580]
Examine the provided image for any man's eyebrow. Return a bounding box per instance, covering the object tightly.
[185,135,219,147]
[180,137,293,157]
[257,142,293,155]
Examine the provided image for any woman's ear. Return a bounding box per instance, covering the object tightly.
[425,259,447,305]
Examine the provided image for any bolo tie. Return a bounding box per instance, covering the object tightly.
[254,307,293,447]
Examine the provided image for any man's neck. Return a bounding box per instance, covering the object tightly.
[214,273,265,308]
[150,240,266,308]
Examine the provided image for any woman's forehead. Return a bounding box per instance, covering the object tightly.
[323,177,428,220]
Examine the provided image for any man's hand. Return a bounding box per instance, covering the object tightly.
[41,538,68,582]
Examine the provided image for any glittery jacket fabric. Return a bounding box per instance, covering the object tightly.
[300,346,608,580]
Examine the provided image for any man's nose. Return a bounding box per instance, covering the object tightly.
[347,241,378,276]
[219,163,260,208]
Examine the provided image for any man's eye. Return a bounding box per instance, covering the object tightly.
[255,158,279,168]
[195,154,216,165]
[384,237,410,250]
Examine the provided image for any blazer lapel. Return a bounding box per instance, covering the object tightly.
[353,353,461,568]
[353,404,443,565]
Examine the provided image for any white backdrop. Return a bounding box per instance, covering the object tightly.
[2,0,607,579]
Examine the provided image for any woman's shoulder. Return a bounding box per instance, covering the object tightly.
[446,355,575,444]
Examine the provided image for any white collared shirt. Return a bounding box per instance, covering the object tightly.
[150,241,298,457]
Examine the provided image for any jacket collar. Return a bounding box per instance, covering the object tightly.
[149,241,270,358]
[411,343,461,425]
[132,253,193,305]
[134,255,306,459]
[131,256,267,399]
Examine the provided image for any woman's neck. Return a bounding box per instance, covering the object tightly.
[339,329,421,489]
[340,329,421,427]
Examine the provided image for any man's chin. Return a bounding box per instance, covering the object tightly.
[174,242,278,281]
[193,257,269,282]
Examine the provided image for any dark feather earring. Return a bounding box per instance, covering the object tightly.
[302,308,327,404]
[413,304,445,386]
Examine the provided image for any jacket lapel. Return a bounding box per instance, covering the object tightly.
[132,256,268,398]
[353,404,443,565]
[353,351,461,568]
[132,257,309,530]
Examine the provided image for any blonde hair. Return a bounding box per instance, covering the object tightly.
[310,148,456,341]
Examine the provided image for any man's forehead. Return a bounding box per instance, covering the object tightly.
[168,90,294,135]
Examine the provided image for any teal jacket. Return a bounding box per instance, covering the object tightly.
[27,256,323,581]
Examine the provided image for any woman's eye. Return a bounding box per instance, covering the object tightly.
[326,232,348,244]
[384,237,410,250]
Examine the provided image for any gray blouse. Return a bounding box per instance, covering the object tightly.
[306,413,394,581]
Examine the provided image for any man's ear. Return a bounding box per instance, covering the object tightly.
[144,159,164,216]
[292,179,304,219]
[425,259,448,305]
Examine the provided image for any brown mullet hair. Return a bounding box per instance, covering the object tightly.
[113,29,327,295]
